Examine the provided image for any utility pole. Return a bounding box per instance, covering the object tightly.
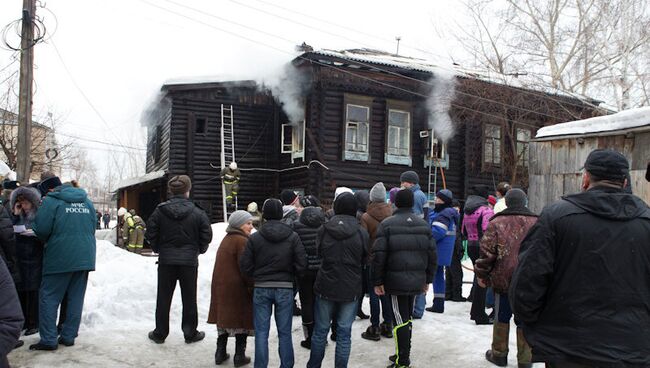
[16,0,36,183]
[395,36,402,56]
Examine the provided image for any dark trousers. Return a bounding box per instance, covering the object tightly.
[154,264,198,339]
[389,294,415,367]
[445,241,464,299]
[297,271,316,326]
[546,364,604,368]
[18,290,39,330]
[468,242,488,321]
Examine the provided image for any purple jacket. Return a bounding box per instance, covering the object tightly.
[461,195,493,241]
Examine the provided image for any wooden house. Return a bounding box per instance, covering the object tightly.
[117,48,604,223]
[528,107,650,213]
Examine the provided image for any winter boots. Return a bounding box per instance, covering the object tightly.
[379,321,393,338]
[300,323,313,349]
[233,334,251,367]
[425,297,445,313]
[215,334,230,365]
[361,325,381,341]
[485,323,532,368]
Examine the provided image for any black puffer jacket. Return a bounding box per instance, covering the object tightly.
[314,214,368,302]
[239,220,306,286]
[145,196,213,267]
[0,257,23,367]
[372,208,437,295]
[292,207,325,271]
[511,187,650,366]
[0,206,17,284]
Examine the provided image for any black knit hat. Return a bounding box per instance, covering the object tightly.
[262,198,284,220]
[400,170,419,185]
[436,189,453,205]
[37,176,62,196]
[333,192,357,217]
[395,189,414,209]
[505,188,528,209]
[583,149,629,181]
[2,180,20,190]
[280,189,298,205]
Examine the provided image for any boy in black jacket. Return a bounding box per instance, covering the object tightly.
[373,189,437,368]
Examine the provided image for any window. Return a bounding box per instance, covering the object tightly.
[483,123,501,165]
[281,120,305,163]
[385,109,411,165]
[344,104,370,161]
[152,125,162,163]
[516,127,532,167]
[423,129,448,168]
[195,117,207,134]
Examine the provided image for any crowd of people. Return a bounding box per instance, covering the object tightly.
[1,148,649,368]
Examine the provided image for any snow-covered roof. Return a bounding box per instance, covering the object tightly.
[115,170,166,190]
[535,106,650,139]
[307,49,600,104]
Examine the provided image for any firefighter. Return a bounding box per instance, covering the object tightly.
[123,209,146,254]
[220,162,241,207]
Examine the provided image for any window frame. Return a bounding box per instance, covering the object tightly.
[384,102,412,166]
[152,124,162,164]
[195,116,207,135]
[342,95,372,162]
[423,129,449,168]
[515,126,532,167]
[280,120,305,163]
[483,123,502,166]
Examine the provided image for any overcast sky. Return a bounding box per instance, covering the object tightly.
[0,0,465,183]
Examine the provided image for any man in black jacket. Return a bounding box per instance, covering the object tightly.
[145,175,213,345]
[511,149,650,368]
[373,189,437,368]
[0,257,23,368]
[239,198,306,368]
[307,192,369,368]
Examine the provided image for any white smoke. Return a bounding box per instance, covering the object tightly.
[426,70,457,143]
[261,63,309,126]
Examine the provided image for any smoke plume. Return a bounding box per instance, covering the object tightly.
[426,70,457,143]
[262,63,309,126]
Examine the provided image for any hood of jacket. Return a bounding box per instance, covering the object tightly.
[10,186,41,209]
[323,214,359,240]
[283,205,297,218]
[299,207,325,228]
[366,202,393,223]
[159,197,195,220]
[259,220,294,242]
[409,184,423,193]
[47,184,88,203]
[464,195,489,215]
[563,186,650,220]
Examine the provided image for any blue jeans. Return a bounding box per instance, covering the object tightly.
[39,271,89,346]
[369,281,392,327]
[413,293,426,318]
[307,296,358,368]
[253,288,294,368]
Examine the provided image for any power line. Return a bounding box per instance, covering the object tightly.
[56,131,146,151]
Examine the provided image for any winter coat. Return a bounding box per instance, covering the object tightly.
[145,196,213,267]
[493,197,507,214]
[102,213,110,223]
[372,208,437,295]
[207,227,253,331]
[292,207,325,272]
[474,207,537,294]
[0,206,17,284]
[280,205,299,226]
[10,187,44,291]
[461,195,494,242]
[360,201,393,253]
[429,205,460,266]
[510,187,650,366]
[0,257,23,368]
[32,184,96,276]
[313,214,369,302]
[409,184,427,217]
[239,220,306,288]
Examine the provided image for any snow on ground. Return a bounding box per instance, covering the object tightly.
[8,223,542,367]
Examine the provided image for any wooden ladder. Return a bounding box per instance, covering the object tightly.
[220,104,237,222]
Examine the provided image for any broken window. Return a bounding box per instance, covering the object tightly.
[516,127,531,167]
[344,104,370,161]
[484,123,501,165]
[152,125,162,164]
[281,120,305,163]
[195,117,207,134]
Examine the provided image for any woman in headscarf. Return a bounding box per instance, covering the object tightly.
[208,210,255,366]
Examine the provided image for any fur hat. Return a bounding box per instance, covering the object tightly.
[333,192,357,217]
[369,182,386,203]
[400,171,419,185]
[280,189,298,205]
[37,176,62,197]
[10,186,41,210]
[262,198,284,220]
[228,210,253,229]
[436,189,453,205]
[168,175,191,195]
[505,188,528,209]
[395,189,414,209]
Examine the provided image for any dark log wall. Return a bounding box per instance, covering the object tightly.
[163,86,280,222]
[145,105,171,173]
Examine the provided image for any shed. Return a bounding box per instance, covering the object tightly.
[528,106,650,213]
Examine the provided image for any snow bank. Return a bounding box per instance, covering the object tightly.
[536,106,650,138]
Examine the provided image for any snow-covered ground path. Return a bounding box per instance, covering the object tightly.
[8,224,541,367]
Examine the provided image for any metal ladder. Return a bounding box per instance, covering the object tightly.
[427,130,438,201]
[220,104,237,222]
